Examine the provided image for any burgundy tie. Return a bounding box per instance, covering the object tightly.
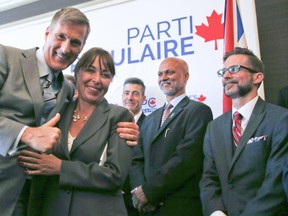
[232,111,242,146]
[161,103,173,126]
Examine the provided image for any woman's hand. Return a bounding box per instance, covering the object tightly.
[18,150,62,175]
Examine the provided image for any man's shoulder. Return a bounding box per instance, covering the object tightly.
[0,44,37,61]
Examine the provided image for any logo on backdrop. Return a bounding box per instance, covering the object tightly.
[109,10,224,66]
[65,10,224,113]
[111,15,194,66]
[142,97,157,115]
[67,10,223,74]
[195,10,224,50]
[189,94,207,102]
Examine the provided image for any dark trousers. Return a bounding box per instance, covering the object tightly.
[12,179,31,216]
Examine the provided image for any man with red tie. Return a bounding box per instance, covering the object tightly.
[200,47,288,216]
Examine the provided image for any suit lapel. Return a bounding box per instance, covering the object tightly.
[151,97,189,143]
[47,77,72,121]
[222,112,234,164]
[70,99,110,154]
[21,48,43,126]
[229,98,266,170]
[137,113,146,128]
[57,101,76,159]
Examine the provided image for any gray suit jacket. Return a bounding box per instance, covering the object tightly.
[0,44,73,216]
[130,96,213,215]
[200,98,288,216]
[28,99,134,216]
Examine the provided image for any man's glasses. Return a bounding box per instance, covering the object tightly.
[217,65,258,77]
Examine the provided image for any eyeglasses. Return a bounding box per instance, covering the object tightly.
[217,65,258,77]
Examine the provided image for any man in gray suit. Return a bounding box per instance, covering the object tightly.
[200,47,288,216]
[130,57,213,215]
[0,8,138,216]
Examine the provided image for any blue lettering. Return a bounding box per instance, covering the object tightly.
[157,21,171,39]
[189,16,193,34]
[157,41,161,59]
[111,49,125,66]
[127,47,139,64]
[172,17,187,36]
[140,25,155,43]
[181,36,194,55]
[127,27,139,45]
[164,40,178,58]
[140,44,155,62]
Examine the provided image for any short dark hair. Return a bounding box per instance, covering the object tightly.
[124,77,146,95]
[50,7,90,41]
[74,47,115,77]
[223,47,265,74]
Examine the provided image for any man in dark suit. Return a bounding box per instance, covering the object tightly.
[130,57,213,215]
[122,77,147,128]
[122,77,147,215]
[277,85,288,109]
[0,8,138,216]
[200,47,288,216]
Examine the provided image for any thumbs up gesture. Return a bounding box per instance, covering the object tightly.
[21,113,61,153]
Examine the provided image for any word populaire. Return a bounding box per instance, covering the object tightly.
[111,16,195,66]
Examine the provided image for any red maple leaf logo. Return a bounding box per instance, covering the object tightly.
[149,98,156,106]
[195,10,224,50]
[197,94,206,102]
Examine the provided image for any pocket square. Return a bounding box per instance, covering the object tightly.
[247,135,268,144]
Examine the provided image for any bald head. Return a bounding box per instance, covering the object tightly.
[158,57,189,101]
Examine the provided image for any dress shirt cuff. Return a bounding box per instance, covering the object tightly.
[8,126,28,156]
[210,210,227,216]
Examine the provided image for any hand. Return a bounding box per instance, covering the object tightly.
[117,122,139,146]
[142,203,156,212]
[21,114,61,153]
[18,150,61,175]
[131,186,148,211]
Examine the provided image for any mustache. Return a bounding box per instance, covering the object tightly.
[223,79,238,86]
[160,81,170,86]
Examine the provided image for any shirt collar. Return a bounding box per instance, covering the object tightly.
[134,110,143,123]
[165,93,186,110]
[232,95,259,125]
[36,48,60,78]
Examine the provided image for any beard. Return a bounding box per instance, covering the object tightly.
[224,83,253,99]
[162,88,178,96]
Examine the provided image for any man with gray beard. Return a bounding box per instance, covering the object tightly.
[130,57,213,215]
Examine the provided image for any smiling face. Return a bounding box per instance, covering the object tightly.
[43,21,88,71]
[76,56,113,105]
[222,54,263,99]
[158,57,189,100]
[122,83,146,115]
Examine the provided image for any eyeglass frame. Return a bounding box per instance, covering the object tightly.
[217,65,258,77]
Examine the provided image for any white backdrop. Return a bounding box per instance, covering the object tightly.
[0,0,260,118]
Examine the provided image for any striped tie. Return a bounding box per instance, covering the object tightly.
[232,111,242,146]
[40,73,59,124]
[161,103,173,126]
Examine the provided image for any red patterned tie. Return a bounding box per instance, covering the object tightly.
[161,103,173,126]
[232,111,242,146]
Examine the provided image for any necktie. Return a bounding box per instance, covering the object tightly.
[232,111,242,146]
[161,103,173,126]
[40,73,59,124]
